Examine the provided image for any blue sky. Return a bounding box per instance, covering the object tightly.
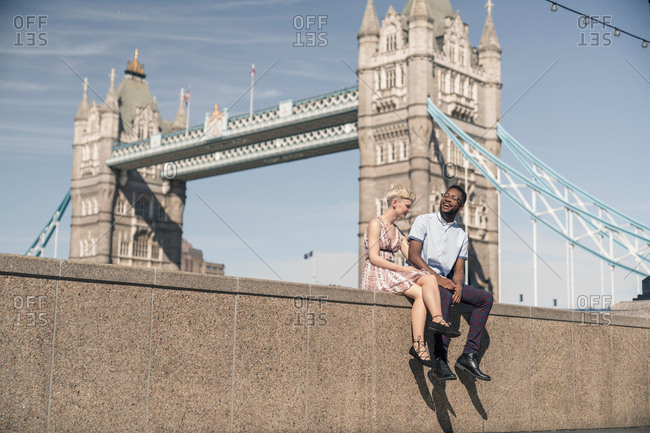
[1,0,648,307]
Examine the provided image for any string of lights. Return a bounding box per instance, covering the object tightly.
[545,0,648,48]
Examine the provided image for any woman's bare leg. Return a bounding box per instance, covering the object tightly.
[416,274,450,326]
[403,283,430,360]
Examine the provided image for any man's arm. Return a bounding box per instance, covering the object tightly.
[408,239,457,292]
[450,258,465,304]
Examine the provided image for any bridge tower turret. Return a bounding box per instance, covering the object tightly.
[69,50,186,270]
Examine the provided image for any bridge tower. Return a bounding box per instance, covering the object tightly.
[69,50,186,270]
[357,0,502,295]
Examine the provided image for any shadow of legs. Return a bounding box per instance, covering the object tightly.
[408,359,435,411]
[428,371,455,433]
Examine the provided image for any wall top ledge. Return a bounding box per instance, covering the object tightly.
[1,253,648,328]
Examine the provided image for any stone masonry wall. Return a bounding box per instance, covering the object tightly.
[1,253,648,432]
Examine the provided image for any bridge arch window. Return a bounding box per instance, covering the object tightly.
[459,45,465,66]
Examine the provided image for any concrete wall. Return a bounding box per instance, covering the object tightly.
[1,253,648,432]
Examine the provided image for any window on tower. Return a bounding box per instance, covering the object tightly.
[376,145,385,164]
[119,238,130,256]
[135,195,151,219]
[387,68,396,88]
[133,232,148,258]
[158,204,168,221]
[151,238,160,260]
[386,33,397,51]
[116,198,128,216]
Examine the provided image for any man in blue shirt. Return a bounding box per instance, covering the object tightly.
[408,185,493,381]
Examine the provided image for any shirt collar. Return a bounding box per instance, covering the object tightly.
[436,212,455,227]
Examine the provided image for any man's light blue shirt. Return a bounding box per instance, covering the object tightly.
[408,212,468,277]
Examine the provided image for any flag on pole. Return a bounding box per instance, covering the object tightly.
[251,64,255,76]
[184,88,191,108]
[304,250,313,260]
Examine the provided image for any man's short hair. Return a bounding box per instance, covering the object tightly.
[386,185,415,206]
[447,184,467,205]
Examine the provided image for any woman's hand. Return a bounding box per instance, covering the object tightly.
[402,265,420,273]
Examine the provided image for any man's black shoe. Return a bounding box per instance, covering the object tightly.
[455,353,491,381]
[432,357,457,380]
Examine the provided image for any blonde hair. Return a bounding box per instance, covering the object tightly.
[386,185,415,207]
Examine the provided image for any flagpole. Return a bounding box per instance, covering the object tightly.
[249,64,255,119]
[186,84,191,135]
[312,251,316,284]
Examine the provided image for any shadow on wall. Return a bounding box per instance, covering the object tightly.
[410,311,491,432]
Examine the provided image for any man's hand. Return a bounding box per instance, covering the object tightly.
[451,284,463,304]
[436,275,457,292]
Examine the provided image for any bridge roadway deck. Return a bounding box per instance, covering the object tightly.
[107,87,358,171]
[172,123,358,181]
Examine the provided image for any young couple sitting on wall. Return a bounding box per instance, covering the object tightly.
[361,185,493,381]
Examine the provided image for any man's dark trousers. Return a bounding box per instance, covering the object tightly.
[433,284,493,358]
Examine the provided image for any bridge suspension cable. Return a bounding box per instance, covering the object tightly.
[427,98,650,307]
[25,189,71,258]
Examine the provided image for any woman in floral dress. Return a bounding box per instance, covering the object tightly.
[362,186,459,367]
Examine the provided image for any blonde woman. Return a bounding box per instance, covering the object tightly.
[362,185,460,367]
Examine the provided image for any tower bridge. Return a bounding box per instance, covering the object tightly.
[27,0,648,303]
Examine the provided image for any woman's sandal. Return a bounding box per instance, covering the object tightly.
[427,315,461,338]
[409,339,435,368]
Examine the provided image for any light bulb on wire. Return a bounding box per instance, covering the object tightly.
[547,1,649,51]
